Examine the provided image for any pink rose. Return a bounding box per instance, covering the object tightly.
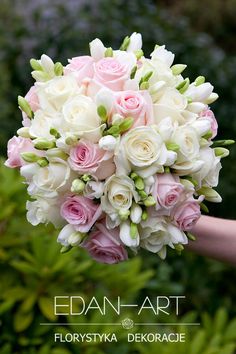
[199,108,218,139]
[82,221,128,264]
[152,173,184,209]
[25,86,39,112]
[172,198,201,231]
[60,195,102,233]
[64,55,94,84]
[5,136,36,168]
[93,57,131,91]
[113,90,154,128]
[68,139,115,180]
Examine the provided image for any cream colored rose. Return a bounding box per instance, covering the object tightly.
[28,158,73,198]
[101,175,139,228]
[115,126,168,178]
[61,95,102,142]
[36,75,79,113]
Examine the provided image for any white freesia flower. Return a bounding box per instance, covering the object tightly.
[157,88,188,111]
[191,119,211,137]
[27,158,73,198]
[120,220,140,247]
[130,203,142,224]
[185,82,214,102]
[26,198,63,227]
[191,147,222,188]
[36,75,79,113]
[99,135,117,151]
[173,125,200,163]
[115,126,168,178]
[89,38,106,61]
[150,45,175,67]
[61,95,103,142]
[127,32,142,52]
[84,180,104,199]
[95,88,114,113]
[157,117,177,141]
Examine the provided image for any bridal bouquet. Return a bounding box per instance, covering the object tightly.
[5,33,233,264]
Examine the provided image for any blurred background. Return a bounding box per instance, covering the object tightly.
[0,0,236,353]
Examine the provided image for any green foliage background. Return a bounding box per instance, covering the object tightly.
[0,0,236,353]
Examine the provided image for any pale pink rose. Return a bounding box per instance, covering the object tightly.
[199,108,218,139]
[64,56,94,84]
[113,90,154,128]
[152,173,184,209]
[5,136,36,168]
[93,57,131,91]
[82,220,128,264]
[25,86,40,112]
[68,139,115,180]
[60,195,102,233]
[172,198,201,231]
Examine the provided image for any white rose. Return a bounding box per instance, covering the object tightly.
[191,147,222,188]
[26,197,63,227]
[61,95,103,142]
[101,175,139,228]
[36,75,79,113]
[140,217,188,259]
[173,125,200,163]
[115,126,168,178]
[27,159,73,198]
[29,110,56,140]
[157,88,187,111]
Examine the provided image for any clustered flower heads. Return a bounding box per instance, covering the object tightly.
[5,33,234,264]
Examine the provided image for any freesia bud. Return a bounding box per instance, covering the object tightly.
[130,203,142,224]
[97,105,108,123]
[99,135,117,151]
[17,127,31,138]
[195,76,205,86]
[68,232,86,246]
[54,62,64,76]
[120,221,139,247]
[130,222,138,239]
[197,186,222,203]
[214,147,229,158]
[34,138,56,150]
[30,58,43,71]
[89,38,106,60]
[104,47,113,57]
[127,32,142,52]
[119,117,134,133]
[71,179,85,194]
[171,64,187,75]
[20,152,40,163]
[143,196,156,207]
[118,209,130,221]
[18,96,34,119]
[134,177,145,191]
[37,157,49,167]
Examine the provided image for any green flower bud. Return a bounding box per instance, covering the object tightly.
[212,139,235,147]
[134,49,144,60]
[31,70,51,82]
[138,190,148,200]
[164,167,170,173]
[166,142,180,152]
[46,148,68,160]
[130,222,138,239]
[81,174,91,182]
[140,81,149,90]
[119,209,130,221]
[17,127,31,138]
[120,36,130,51]
[198,187,222,203]
[37,157,49,167]
[141,209,148,221]
[119,117,134,133]
[105,47,113,57]
[68,232,86,247]
[171,64,187,75]
[130,65,138,79]
[200,202,209,213]
[130,172,138,180]
[134,176,145,191]
[214,147,229,158]
[105,125,120,136]
[60,245,72,254]
[205,92,219,104]
[65,135,78,145]
[202,130,212,140]
[71,179,85,194]
[175,244,184,253]
[143,196,156,207]
[97,105,108,123]
[187,232,196,241]
[195,76,205,86]
[50,128,61,139]
[176,78,190,94]
[54,62,64,76]
[30,58,43,71]
[34,139,56,150]
[20,152,40,163]
[18,96,34,119]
